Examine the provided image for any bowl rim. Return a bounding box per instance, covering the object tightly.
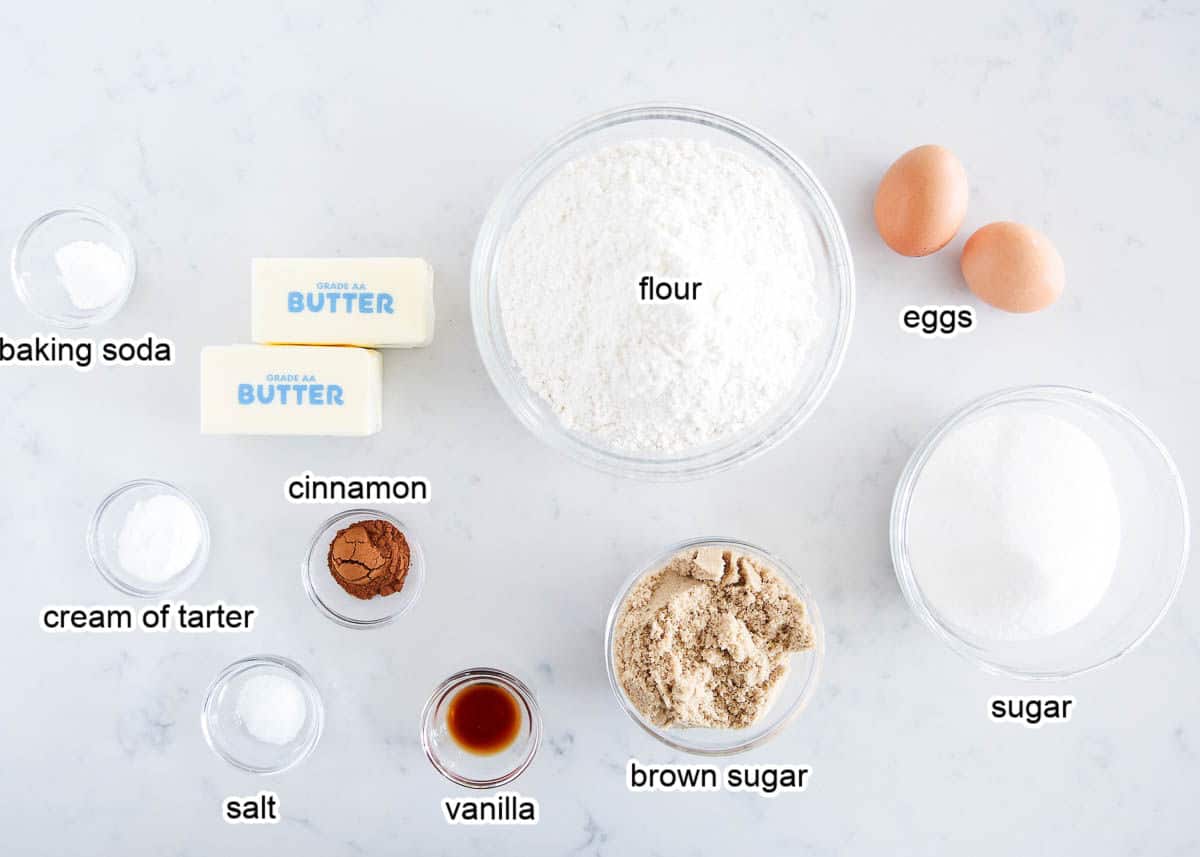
[87,478,210,598]
[603,536,825,756]
[200,654,325,775]
[11,205,136,329]
[890,384,1191,681]
[301,507,426,629]
[419,666,543,789]
[470,102,855,481]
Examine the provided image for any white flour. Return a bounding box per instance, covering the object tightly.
[497,138,819,455]
[908,409,1122,641]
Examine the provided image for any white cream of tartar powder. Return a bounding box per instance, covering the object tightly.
[54,239,127,310]
[236,674,307,745]
[907,409,1122,641]
[497,138,820,455]
[116,494,203,584]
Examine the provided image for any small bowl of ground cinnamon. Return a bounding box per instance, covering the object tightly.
[302,509,425,629]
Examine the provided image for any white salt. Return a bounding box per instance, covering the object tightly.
[907,409,1122,641]
[54,239,127,310]
[237,674,307,745]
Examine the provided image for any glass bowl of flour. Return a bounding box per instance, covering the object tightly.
[891,386,1190,679]
[472,104,854,480]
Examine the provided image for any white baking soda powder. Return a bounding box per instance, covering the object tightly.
[498,138,820,455]
[54,239,127,310]
[907,409,1122,641]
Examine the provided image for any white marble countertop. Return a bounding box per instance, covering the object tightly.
[2,2,1197,854]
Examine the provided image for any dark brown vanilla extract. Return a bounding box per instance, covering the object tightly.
[446,683,521,755]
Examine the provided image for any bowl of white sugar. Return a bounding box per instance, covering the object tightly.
[891,386,1190,679]
[472,104,854,479]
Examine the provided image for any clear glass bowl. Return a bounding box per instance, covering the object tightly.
[471,103,855,480]
[891,385,1190,680]
[87,479,210,598]
[604,537,825,756]
[201,655,324,774]
[302,508,426,629]
[420,667,543,789]
[11,207,136,328]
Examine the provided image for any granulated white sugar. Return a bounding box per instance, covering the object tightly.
[497,138,819,455]
[907,409,1122,641]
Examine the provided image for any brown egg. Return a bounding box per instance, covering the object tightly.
[874,144,969,257]
[961,222,1064,313]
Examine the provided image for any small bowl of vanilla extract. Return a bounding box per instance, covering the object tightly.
[420,667,542,789]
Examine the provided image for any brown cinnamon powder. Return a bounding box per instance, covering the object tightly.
[327,519,411,599]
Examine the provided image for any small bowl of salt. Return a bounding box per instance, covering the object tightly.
[87,479,210,598]
[11,207,136,328]
[202,655,324,775]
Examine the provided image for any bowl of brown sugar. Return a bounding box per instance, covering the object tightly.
[302,509,425,629]
[605,537,824,755]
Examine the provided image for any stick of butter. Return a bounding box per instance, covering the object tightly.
[201,345,382,436]
[252,257,434,348]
